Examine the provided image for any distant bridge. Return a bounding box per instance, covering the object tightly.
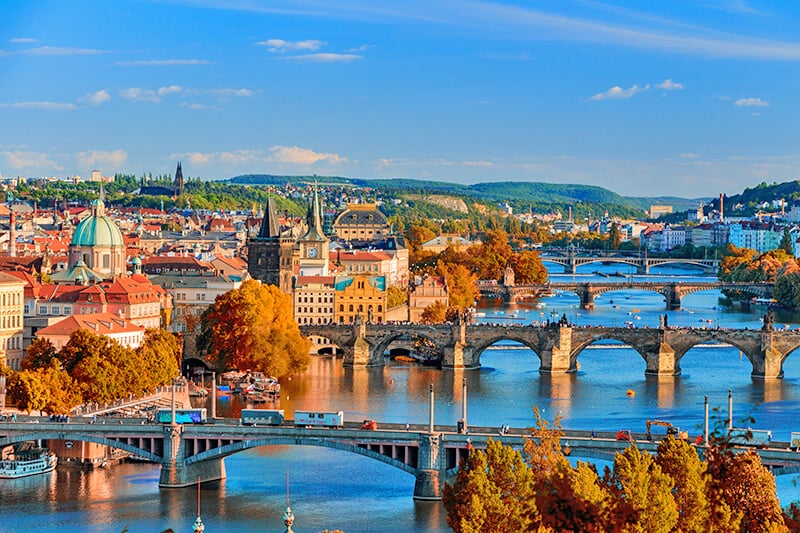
[478,280,773,308]
[538,249,720,275]
[300,320,799,379]
[3,417,800,501]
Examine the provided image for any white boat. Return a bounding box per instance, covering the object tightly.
[0,446,57,479]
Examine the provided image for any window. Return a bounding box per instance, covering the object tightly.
[103,254,110,268]
[64,306,71,314]
[51,306,60,315]
[39,305,48,314]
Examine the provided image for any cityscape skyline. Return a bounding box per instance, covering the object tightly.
[1,0,798,197]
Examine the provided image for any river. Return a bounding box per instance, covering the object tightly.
[3,264,800,532]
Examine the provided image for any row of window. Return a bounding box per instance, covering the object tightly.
[0,292,21,306]
[297,295,333,304]
[298,307,333,315]
[298,317,333,324]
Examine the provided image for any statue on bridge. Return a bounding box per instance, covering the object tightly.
[763,311,774,331]
[503,265,515,287]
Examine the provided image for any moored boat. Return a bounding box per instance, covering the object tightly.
[0,444,57,479]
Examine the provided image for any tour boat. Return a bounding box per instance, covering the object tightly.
[0,446,57,479]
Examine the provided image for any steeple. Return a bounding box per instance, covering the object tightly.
[302,185,326,242]
[174,161,185,197]
[258,196,281,239]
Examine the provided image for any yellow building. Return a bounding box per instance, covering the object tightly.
[334,275,386,324]
[409,275,448,322]
[0,272,25,370]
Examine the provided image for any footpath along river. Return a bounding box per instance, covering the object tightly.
[3,264,800,532]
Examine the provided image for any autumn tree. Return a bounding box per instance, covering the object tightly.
[420,301,448,324]
[719,245,756,280]
[655,436,713,532]
[199,280,310,377]
[470,230,513,280]
[21,338,59,370]
[438,261,479,312]
[135,328,182,392]
[7,369,49,414]
[609,222,622,250]
[603,446,678,533]
[705,447,786,533]
[38,359,80,414]
[443,438,538,533]
[387,285,408,308]
[508,250,548,284]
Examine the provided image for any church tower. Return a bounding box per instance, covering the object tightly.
[297,187,329,277]
[247,197,295,293]
[174,162,185,197]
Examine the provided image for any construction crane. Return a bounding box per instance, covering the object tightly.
[646,419,688,441]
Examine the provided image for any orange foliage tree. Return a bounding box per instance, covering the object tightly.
[199,279,310,377]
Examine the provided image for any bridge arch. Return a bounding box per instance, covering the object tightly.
[185,437,418,476]
[469,334,543,367]
[570,336,649,369]
[0,431,162,462]
[372,331,443,361]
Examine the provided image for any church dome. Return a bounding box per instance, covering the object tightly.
[70,199,125,248]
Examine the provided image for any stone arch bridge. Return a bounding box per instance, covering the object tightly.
[479,281,773,308]
[300,321,800,380]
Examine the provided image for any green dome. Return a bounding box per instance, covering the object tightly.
[70,199,125,248]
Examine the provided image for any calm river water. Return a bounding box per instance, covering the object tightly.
[3,264,800,532]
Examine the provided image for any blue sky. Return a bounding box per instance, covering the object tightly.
[1,0,798,197]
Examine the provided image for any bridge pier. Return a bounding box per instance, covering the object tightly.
[442,322,480,369]
[540,326,577,374]
[751,333,785,380]
[664,285,681,310]
[644,342,680,377]
[158,424,227,487]
[579,290,594,310]
[414,434,443,501]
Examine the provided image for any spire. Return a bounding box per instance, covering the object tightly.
[174,161,185,197]
[257,196,281,239]
[302,184,326,241]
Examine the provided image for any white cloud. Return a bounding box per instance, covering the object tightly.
[19,46,104,56]
[119,86,183,103]
[589,84,649,101]
[78,89,111,106]
[657,79,684,90]
[463,161,494,167]
[0,101,76,110]
[678,152,701,159]
[180,102,216,110]
[177,146,346,167]
[158,85,182,96]
[268,146,345,165]
[284,53,362,63]
[734,97,768,107]
[10,38,36,43]
[2,150,63,170]
[346,44,372,53]
[77,149,128,169]
[205,88,255,98]
[256,39,325,52]
[116,59,210,66]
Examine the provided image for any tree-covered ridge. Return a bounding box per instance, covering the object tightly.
[229,174,648,218]
[716,180,800,217]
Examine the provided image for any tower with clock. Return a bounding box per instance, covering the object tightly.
[298,187,329,276]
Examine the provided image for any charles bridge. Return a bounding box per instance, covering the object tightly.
[478,280,773,308]
[300,319,800,380]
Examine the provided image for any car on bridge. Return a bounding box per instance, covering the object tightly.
[616,429,634,442]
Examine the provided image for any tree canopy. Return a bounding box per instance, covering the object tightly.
[199,279,310,377]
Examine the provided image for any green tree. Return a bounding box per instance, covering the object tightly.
[779,228,794,255]
[443,438,538,533]
[200,280,310,377]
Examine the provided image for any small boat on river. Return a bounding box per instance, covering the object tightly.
[0,443,57,479]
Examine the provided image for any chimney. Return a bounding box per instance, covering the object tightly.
[719,194,724,223]
[9,210,16,257]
